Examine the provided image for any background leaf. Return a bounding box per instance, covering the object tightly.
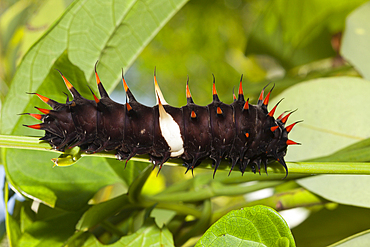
[297,175,370,208]
[341,2,370,80]
[245,0,367,69]
[269,76,370,161]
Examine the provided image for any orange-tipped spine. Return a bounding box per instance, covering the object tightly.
[286,140,300,145]
[281,111,293,124]
[186,76,194,104]
[212,74,220,102]
[285,121,302,133]
[268,98,283,117]
[243,98,249,110]
[24,123,42,130]
[35,107,50,114]
[35,93,50,104]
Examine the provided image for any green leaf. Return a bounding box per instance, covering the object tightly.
[297,175,370,208]
[117,218,174,247]
[150,208,176,228]
[329,229,370,247]
[2,0,189,134]
[17,203,83,247]
[19,0,68,58]
[80,218,174,247]
[307,137,370,162]
[1,0,188,211]
[269,76,370,162]
[341,2,370,80]
[196,205,295,247]
[4,148,126,211]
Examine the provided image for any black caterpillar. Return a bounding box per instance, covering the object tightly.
[24,64,299,178]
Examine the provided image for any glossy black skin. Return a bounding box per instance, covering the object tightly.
[29,75,291,177]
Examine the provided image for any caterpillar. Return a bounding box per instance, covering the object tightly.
[24,64,299,178]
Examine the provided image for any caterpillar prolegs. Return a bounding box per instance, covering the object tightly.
[24,65,300,178]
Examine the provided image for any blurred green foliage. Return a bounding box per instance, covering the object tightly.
[131,0,366,106]
[0,0,70,102]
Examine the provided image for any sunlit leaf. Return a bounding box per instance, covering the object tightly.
[1,0,188,211]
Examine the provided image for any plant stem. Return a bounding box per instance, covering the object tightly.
[100,220,125,237]
[211,187,328,223]
[0,135,59,151]
[2,135,370,176]
[148,180,283,202]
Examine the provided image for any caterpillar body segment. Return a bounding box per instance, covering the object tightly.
[25,67,299,178]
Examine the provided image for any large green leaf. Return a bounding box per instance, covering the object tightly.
[269,76,370,162]
[2,0,189,134]
[297,175,370,208]
[1,0,188,211]
[196,205,295,247]
[4,148,128,211]
[341,2,370,80]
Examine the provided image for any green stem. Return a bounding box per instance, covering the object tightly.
[287,162,370,174]
[175,200,212,246]
[148,180,282,202]
[2,135,370,176]
[136,200,202,218]
[155,202,203,218]
[134,196,203,218]
[211,187,328,223]
[0,135,60,152]
[100,220,125,237]
[62,231,87,247]
[128,165,152,204]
